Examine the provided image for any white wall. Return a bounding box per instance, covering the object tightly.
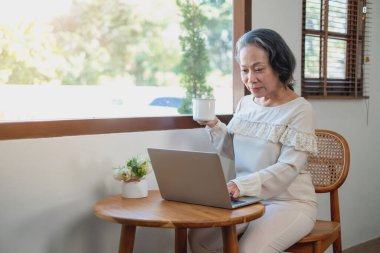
[0,1,379,253]
[0,129,218,253]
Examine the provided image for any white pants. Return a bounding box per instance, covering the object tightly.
[188,201,317,253]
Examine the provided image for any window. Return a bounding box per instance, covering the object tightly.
[302,0,370,98]
[0,0,251,140]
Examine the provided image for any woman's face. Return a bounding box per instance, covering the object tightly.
[239,44,283,98]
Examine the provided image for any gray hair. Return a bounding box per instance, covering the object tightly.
[235,28,296,90]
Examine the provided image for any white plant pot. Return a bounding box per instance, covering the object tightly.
[121,179,148,198]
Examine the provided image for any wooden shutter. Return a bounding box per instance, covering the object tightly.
[301,0,370,98]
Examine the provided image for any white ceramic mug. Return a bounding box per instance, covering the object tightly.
[192,98,215,121]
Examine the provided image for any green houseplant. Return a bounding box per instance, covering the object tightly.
[113,155,152,198]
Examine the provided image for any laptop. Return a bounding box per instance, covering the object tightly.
[147,148,261,209]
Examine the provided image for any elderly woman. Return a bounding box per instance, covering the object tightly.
[190,28,318,253]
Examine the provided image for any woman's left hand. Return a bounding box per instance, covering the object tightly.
[227,181,240,199]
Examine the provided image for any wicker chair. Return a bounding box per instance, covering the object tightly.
[286,129,350,253]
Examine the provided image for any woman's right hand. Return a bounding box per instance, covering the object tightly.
[196,117,219,128]
[227,181,240,199]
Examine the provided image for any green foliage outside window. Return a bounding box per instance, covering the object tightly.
[0,0,232,115]
[176,0,213,114]
[0,0,182,86]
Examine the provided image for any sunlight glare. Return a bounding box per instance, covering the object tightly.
[0,0,72,24]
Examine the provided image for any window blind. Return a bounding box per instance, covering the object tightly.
[301,0,371,98]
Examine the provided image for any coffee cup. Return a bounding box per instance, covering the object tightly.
[192,98,215,121]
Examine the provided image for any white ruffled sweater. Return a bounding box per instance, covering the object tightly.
[207,95,318,205]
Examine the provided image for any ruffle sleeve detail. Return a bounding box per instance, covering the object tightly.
[228,118,287,143]
[228,117,318,154]
[279,127,318,154]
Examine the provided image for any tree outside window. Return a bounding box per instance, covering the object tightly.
[0,0,233,121]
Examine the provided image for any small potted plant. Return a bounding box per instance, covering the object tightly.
[113,155,152,198]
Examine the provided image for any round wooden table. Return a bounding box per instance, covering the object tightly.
[94,190,265,253]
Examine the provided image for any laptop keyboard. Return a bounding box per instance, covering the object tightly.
[231,199,246,205]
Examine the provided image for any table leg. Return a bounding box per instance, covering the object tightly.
[221,225,239,253]
[119,225,136,253]
[175,228,187,253]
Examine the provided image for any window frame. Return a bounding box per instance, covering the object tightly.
[0,0,251,140]
[301,0,369,99]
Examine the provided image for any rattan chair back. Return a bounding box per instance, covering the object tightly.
[308,129,350,194]
[286,129,350,253]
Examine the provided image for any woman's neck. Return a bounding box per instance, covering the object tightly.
[254,88,298,107]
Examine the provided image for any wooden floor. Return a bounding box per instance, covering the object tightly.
[343,237,380,253]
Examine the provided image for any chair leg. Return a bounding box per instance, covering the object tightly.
[315,241,323,253]
[333,235,342,253]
